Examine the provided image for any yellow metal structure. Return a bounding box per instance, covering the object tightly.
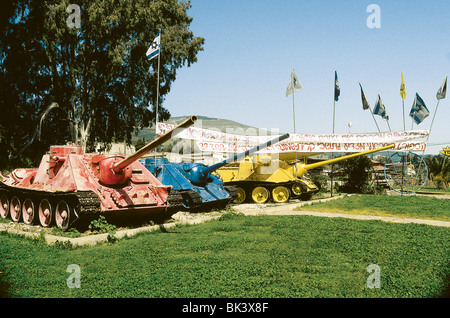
[215,144,395,204]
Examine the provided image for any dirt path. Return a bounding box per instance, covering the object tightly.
[230,194,450,228]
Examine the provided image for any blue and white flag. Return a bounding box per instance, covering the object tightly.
[359,82,370,110]
[373,94,389,120]
[436,76,447,100]
[146,31,160,60]
[286,68,303,97]
[409,93,430,124]
[334,71,340,101]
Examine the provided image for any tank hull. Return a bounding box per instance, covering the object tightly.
[216,144,396,204]
[141,158,237,211]
[0,146,172,229]
[0,115,198,229]
[215,158,319,204]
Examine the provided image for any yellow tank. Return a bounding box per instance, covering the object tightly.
[215,144,395,204]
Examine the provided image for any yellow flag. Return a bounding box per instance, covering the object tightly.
[400,72,406,100]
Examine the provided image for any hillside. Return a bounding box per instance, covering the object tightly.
[132,115,277,144]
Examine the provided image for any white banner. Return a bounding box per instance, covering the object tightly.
[156,122,429,153]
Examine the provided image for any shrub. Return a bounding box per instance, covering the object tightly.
[88,215,116,235]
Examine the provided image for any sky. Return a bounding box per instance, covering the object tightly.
[163,0,450,154]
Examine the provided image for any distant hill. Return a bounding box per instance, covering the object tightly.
[133,115,277,144]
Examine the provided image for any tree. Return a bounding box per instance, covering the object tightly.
[0,0,204,166]
[425,155,450,189]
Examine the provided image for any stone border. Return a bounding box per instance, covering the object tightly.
[0,213,222,247]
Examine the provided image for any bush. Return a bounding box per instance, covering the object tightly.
[339,155,373,194]
[434,175,449,189]
[88,216,116,235]
[310,174,328,193]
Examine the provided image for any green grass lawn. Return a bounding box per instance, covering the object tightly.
[419,186,450,193]
[295,194,450,222]
[1,212,449,298]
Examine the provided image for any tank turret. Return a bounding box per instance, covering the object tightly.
[0,115,197,229]
[91,115,197,186]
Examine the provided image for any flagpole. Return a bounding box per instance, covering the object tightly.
[331,99,335,197]
[156,39,161,129]
[428,99,440,137]
[292,92,296,133]
[402,100,405,131]
[293,91,298,181]
[369,106,381,132]
[419,98,440,158]
[412,97,441,193]
[155,30,161,161]
[286,68,302,181]
[332,100,336,134]
[331,74,337,197]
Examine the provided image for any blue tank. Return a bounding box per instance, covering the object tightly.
[141,133,290,211]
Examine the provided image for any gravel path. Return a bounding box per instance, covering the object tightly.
[231,194,450,228]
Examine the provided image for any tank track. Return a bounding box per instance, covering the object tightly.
[74,191,102,214]
[166,191,183,209]
[167,190,203,211]
[224,185,238,202]
[182,190,203,209]
[0,182,101,224]
[225,181,319,203]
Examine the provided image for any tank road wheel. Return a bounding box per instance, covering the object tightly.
[291,182,303,196]
[0,194,9,219]
[22,198,36,225]
[234,187,246,204]
[251,186,270,204]
[38,199,53,227]
[10,196,22,222]
[272,186,290,203]
[55,200,71,230]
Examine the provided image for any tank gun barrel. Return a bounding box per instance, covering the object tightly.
[294,143,395,177]
[112,115,197,173]
[190,133,290,186]
[304,143,395,171]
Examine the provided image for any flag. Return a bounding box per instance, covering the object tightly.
[359,82,370,110]
[400,72,406,100]
[373,94,389,120]
[146,31,160,60]
[334,71,340,101]
[286,68,302,97]
[409,93,430,124]
[436,76,447,100]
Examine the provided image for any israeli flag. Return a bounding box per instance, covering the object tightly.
[436,76,447,100]
[334,71,340,101]
[373,94,389,120]
[286,68,303,97]
[409,93,430,125]
[146,31,160,60]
